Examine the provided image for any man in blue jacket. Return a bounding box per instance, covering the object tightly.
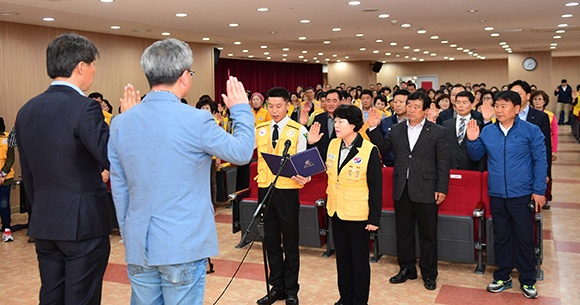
[108,38,255,305]
[466,90,547,299]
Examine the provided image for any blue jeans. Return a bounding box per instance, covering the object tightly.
[127,258,207,305]
[0,184,11,230]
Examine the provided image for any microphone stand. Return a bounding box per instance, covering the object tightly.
[237,143,292,305]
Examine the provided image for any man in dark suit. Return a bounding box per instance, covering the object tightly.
[509,80,552,180]
[442,91,486,171]
[436,84,486,125]
[377,90,409,166]
[307,89,340,161]
[367,92,450,291]
[554,79,573,124]
[15,33,133,305]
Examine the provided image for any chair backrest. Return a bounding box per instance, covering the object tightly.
[248,162,259,199]
[381,166,394,210]
[438,169,482,216]
[299,172,328,206]
[481,171,491,219]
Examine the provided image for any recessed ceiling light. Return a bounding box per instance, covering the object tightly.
[283,58,287,61]
[332,27,342,32]
[267,57,272,60]
[318,52,324,55]
[257,8,269,12]
[242,49,248,53]
[176,13,187,17]
[401,23,411,28]
[404,55,410,59]
[382,60,386,63]
[412,57,417,61]
[110,25,121,30]
[234,41,241,45]
[430,35,439,40]
[345,56,350,59]
[419,59,425,62]
[390,42,397,46]
[378,13,390,18]
[480,56,486,59]
[323,41,331,44]
[299,55,304,59]
[449,57,455,61]
[385,52,392,56]
[316,60,320,63]
[302,50,308,53]
[282,47,290,51]
[463,49,470,53]
[359,48,366,51]
[566,2,579,6]
[413,48,420,52]
[502,45,509,48]
[332,54,338,57]
[264,52,270,55]
[553,35,562,39]
[558,23,568,27]
[450,44,457,47]
[202,37,210,41]
[484,27,494,31]
[282,54,288,57]
[373,50,379,53]
[561,14,573,18]
[261,45,268,49]
[304,59,308,62]
[556,29,566,34]
[444,56,448,59]
[490,33,500,37]
[326,58,330,61]
[417,29,427,34]
[430,53,436,56]
[217,47,223,50]
[551,43,558,46]
[457,47,463,50]
[356,33,364,37]
[396,54,400,57]
[229,23,239,27]
[161,32,171,36]
[550,46,557,49]
[248,55,254,58]
[227,53,233,56]
[348,1,362,6]
[423,50,429,54]
[403,45,410,49]
[300,19,310,24]
[100,0,114,3]
[376,39,383,43]
[499,41,507,45]
[43,17,55,22]
[298,36,307,40]
[337,60,341,63]
[468,52,473,55]
[313,57,318,60]
[466,9,478,13]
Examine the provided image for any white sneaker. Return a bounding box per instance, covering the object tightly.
[2,229,14,242]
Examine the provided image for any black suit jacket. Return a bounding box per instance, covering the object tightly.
[442,113,486,171]
[526,107,552,177]
[367,120,450,203]
[308,112,336,161]
[436,108,484,125]
[336,134,383,226]
[15,85,111,241]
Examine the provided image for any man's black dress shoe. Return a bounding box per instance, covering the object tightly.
[286,294,299,305]
[257,290,287,305]
[424,278,437,290]
[389,267,418,284]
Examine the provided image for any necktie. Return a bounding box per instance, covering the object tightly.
[457,118,466,144]
[272,124,279,147]
[328,116,334,138]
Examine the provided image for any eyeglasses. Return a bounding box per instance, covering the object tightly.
[186,69,195,77]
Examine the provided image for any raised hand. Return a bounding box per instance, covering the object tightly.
[307,122,324,145]
[300,108,309,126]
[221,76,249,109]
[367,107,381,127]
[465,119,480,141]
[120,83,141,113]
[426,103,439,123]
[480,101,495,122]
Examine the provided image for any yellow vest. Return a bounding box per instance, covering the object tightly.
[0,132,14,180]
[573,94,580,116]
[253,107,272,126]
[544,110,555,125]
[102,110,112,126]
[325,137,374,221]
[255,120,304,189]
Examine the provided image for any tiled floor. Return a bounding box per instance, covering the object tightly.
[1,126,579,305]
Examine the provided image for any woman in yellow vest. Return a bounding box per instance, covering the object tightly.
[310,104,382,305]
[1,127,16,242]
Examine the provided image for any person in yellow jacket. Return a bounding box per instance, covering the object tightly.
[308,104,382,305]
[1,129,16,242]
[251,92,272,126]
[255,87,310,305]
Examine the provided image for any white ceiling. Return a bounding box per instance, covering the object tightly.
[1,0,579,64]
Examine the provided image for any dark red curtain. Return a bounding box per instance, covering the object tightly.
[214,58,323,101]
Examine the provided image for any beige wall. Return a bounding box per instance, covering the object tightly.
[0,21,215,211]
[327,61,377,88]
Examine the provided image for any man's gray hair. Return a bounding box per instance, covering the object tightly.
[140,38,193,88]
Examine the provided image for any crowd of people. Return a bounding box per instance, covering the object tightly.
[1,32,580,305]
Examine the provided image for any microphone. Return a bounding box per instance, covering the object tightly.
[282,139,292,157]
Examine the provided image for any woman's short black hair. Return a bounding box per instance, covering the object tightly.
[333,105,364,132]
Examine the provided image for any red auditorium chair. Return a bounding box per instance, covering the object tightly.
[483,171,544,280]
[372,167,396,261]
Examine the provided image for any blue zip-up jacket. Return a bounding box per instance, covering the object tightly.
[467,117,547,198]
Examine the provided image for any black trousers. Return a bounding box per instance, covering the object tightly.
[332,215,371,305]
[394,184,439,280]
[259,187,300,295]
[35,236,110,305]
